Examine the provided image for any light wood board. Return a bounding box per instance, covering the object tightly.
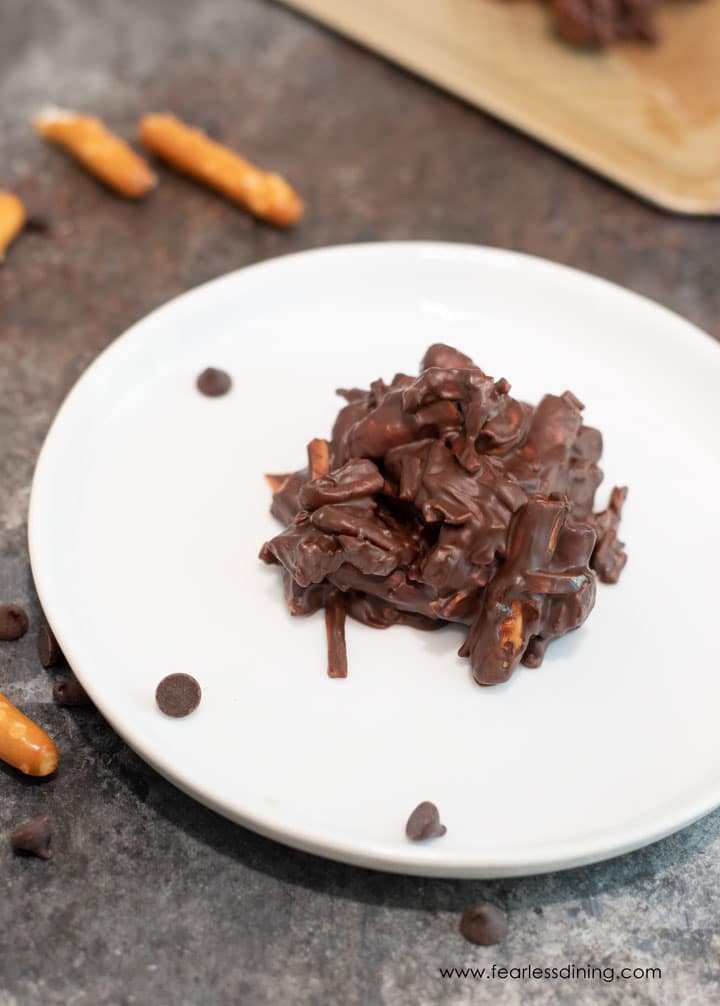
[279,0,720,214]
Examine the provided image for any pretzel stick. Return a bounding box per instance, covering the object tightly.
[265,473,290,494]
[34,107,156,198]
[139,114,303,227]
[0,192,26,263]
[0,692,58,776]
[307,439,330,481]
[303,438,349,677]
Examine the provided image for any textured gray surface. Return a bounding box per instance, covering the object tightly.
[1,1,719,1003]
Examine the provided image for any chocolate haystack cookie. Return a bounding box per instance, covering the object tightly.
[0,604,29,641]
[460,904,508,946]
[406,801,446,841]
[260,344,627,686]
[10,815,53,860]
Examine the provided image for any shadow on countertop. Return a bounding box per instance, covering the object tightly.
[70,702,720,918]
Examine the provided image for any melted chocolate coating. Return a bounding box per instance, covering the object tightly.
[590,485,628,583]
[459,495,596,684]
[260,344,627,685]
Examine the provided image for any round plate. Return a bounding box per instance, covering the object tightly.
[29,243,720,877]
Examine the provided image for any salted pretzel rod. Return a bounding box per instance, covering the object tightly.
[34,107,157,198]
[0,192,26,263]
[0,692,58,776]
[139,114,304,227]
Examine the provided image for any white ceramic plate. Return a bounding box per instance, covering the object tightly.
[29,243,720,878]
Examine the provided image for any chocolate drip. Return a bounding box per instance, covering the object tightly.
[325,595,348,679]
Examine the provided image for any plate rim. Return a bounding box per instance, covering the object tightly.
[28,240,720,878]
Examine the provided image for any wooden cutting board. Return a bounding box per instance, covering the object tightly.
[279,0,720,214]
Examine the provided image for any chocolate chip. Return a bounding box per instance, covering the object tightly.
[155,673,201,717]
[196,367,232,397]
[10,816,52,860]
[0,604,29,641]
[405,801,446,841]
[53,674,92,706]
[37,624,62,667]
[459,904,508,946]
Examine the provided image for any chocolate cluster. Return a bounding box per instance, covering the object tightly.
[260,345,626,685]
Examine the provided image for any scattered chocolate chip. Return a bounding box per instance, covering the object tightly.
[196,367,232,397]
[37,624,62,668]
[53,674,92,706]
[459,904,508,946]
[155,673,202,717]
[406,801,446,841]
[0,604,29,641]
[10,816,53,860]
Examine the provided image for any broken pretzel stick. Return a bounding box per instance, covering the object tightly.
[0,192,26,263]
[307,438,330,481]
[265,473,291,495]
[34,107,156,198]
[139,113,303,227]
[0,692,58,776]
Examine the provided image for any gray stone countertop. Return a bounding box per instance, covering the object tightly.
[1,1,719,1003]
